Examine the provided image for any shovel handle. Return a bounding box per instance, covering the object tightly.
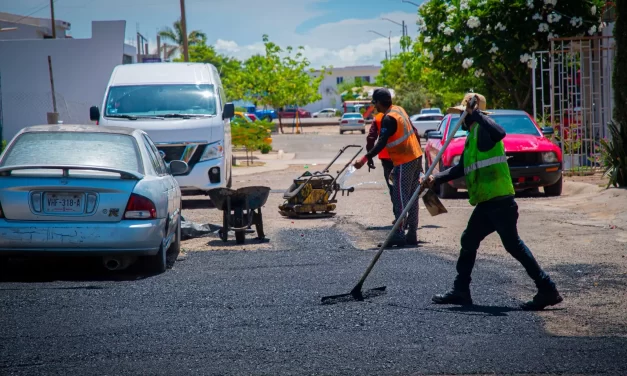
[352,101,475,291]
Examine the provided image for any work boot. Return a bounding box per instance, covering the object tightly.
[377,233,406,248]
[520,289,563,311]
[432,289,473,306]
[405,231,418,246]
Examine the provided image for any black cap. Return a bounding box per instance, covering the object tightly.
[371,88,392,104]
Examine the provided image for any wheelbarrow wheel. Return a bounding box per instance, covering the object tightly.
[235,230,246,244]
[220,209,229,242]
[234,207,246,245]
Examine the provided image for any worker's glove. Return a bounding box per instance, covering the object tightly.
[367,158,376,172]
[353,156,368,169]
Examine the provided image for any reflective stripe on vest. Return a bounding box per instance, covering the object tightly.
[386,108,413,147]
[464,155,508,175]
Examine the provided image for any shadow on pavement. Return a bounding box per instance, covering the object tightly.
[0,256,157,283]
[182,198,214,210]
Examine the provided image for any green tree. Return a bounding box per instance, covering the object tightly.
[176,44,244,101]
[337,77,365,101]
[241,35,329,133]
[417,0,605,110]
[158,19,207,59]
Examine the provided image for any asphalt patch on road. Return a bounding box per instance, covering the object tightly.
[1,226,627,375]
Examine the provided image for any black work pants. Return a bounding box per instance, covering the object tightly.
[381,158,398,218]
[454,196,556,293]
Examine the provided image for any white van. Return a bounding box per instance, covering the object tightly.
[90,63,234,195]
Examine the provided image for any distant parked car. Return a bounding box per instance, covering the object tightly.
[0,124,188,274]
[279,107,311,119]
[339,113,365,134]
[420,108,442,115]
[424,110,563,198]
[244,105,276,121]
[246,113,258,122]
[312,108,337,118]
[410,114,444,136]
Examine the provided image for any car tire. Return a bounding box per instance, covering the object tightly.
[166,216,182,269]
[361,129,365,134]
[263,116,272,122]
[544,175,563,197]
[340,130,344,135]
[146,243,167,274]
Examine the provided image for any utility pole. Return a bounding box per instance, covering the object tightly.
[49,0,56,38]
[180,0,189,62]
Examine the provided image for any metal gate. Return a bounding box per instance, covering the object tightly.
[532,36,615,172]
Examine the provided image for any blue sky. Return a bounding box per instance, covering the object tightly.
[2,0,422,67]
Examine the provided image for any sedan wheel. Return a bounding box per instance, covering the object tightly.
[544,176,563,197]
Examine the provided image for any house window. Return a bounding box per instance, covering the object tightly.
[360,76,371,83]
[336,76,344,85]
[122,54,133,64]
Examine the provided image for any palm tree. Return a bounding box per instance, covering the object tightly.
[158,19,207,59]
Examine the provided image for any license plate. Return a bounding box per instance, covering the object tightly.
[44,192,85,214]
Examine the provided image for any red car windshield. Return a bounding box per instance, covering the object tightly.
[448,114,541,138]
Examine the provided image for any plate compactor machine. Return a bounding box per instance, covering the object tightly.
[279,145,363,219]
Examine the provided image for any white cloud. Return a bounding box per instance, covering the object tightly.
[213,11,417,68]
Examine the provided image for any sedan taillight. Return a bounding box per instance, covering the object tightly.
[124,194,156,219]
[358,120,364,123]
[341,120,348,124]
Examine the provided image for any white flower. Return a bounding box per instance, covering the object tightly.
[547,13,562,23]
[599,22,606,31]
[495,22,507,31]
[547,32,557,40]
[527,0,534,8]
[520,53,532,63]
[532,13,542,20]
[442,44,452,52]
[543,0,557,5]
[464,36,470,44]
[462,58,474,69]
[428,51,434,61]
[527,59,537,69]
[570,17,583,27]
[447,13,455,22]
[538,23,549,32]
[489,44,499,54]
[467,16,481,29]
[460,0,470,11]
[424,36,431,43]
[478,0,487,5]
[455,43,463,53]
[447,5,456,13]
[444,27,454,36]
[589,25,597,35]
[474,69,485,78]
[438,22,446,31]
[591,5,597,15]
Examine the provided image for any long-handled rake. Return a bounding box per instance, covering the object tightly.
[321,98,477,305]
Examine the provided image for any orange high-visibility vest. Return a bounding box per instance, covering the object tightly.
[384,105,423,166]
[373,113,390,160]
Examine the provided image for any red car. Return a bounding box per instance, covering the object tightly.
[424,109,563,198]
[278,107,311,119]
[246,113,259,122]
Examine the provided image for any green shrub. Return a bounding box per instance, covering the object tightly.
[0,140,6,154]
[599,121,627,188]
[259,144,272,154]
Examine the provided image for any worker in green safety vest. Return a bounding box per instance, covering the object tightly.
[421,93,563,311]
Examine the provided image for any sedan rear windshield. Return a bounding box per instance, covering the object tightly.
[343,114,363,118]
[1,132,142,172]
[105,84,217,117]
[448,114,540,137]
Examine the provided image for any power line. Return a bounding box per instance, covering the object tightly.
[11,0,61,25]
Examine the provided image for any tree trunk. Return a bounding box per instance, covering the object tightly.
[614,1,627,126]
[278,114,284,134]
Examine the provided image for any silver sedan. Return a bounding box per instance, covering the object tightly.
[0,124,188,273]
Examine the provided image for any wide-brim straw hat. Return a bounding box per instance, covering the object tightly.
[447,93,491,114]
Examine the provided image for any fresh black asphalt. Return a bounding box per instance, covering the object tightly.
[1,226,626,375]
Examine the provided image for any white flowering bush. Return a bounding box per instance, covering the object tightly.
[417,0,606,109]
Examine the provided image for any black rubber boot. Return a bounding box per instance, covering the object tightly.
[432,289,473,306]
[405,231,418,246]
[521,289,563,311]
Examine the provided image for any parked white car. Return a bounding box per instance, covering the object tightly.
[90,62,235,196]
[339,113,365,134]
[420,108,442,115]
[312,108,337,118]
[0,124,187,273]
[410,114,444,137]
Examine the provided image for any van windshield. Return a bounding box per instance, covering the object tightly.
[104,84,217,117]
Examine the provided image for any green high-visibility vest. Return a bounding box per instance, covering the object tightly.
[463,123,515,206]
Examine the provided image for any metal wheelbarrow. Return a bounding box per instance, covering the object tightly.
[207,186,271,244]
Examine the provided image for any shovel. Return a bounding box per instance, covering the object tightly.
[321,97,476,305]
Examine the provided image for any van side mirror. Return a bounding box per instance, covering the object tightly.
[89,106,100,121]
[542,127,554,136]
[169,160,189,176]
[223,103,235,120]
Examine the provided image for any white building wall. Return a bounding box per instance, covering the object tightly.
[304,65,381,113]
[0,21,130,141]
[0,13,70,40]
